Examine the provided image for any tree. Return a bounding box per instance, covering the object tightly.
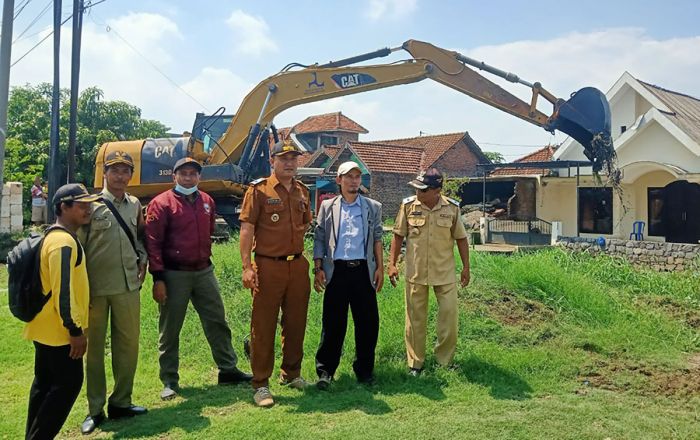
[3,83,170,222]
[4,83,170,191]
[483,151,505,164]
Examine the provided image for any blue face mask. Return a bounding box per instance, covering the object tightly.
[175,184,198,195]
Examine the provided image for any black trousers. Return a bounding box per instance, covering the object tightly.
[315,260,379,380]
[26,342,83,440]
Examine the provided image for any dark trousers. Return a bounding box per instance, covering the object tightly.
[26,342,84,440]
[315,260,379,380]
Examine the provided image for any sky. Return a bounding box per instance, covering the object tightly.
[5,0,700,161]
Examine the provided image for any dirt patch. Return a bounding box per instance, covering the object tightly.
[480,290,556,328]
[637,296,700,329]
[578,353,700,397]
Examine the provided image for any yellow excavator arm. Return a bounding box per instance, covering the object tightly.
[94,39,611,226]
[203,39,601,165]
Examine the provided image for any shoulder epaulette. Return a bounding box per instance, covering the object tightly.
[250,177,266,186]
[402,195,416,204]
[446,196,460,207]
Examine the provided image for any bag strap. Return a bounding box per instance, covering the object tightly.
[101,197,139,258]
[45,225,83,267]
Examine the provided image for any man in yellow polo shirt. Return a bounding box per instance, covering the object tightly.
[388,168,470,376]
[24,183,99,439]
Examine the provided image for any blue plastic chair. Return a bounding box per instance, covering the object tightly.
[629,221,645,240]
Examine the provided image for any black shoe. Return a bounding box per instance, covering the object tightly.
[409,368,423,377]
[81,412,105,435]
[107,404,148,419]
[357,375,376,386]
[218,368,253,385]
[316,371,333,391]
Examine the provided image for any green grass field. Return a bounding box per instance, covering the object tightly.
[1,242,699,439]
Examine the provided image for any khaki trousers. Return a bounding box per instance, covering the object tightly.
[158,266,239,385]
[250,256,310,389]
[405,282,458,369]
[86,289,140,415]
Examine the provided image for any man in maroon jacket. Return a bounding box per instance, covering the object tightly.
[145,157,252,400]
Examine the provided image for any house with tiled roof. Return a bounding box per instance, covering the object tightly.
[490,145,558,176]
[315,133,489,217]
[289,111,368,153]
[536,72,700,243]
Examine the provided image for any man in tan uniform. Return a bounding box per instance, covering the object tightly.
[239,141,312,407]
[78,151,147,435]
[388,168,470,376]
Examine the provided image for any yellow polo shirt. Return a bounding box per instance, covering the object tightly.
[23,229,90,346]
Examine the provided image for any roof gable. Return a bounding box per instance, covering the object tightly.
[555,72,700,162]
[292,111,368,135]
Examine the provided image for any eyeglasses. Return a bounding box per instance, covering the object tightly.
[419,188,430,193]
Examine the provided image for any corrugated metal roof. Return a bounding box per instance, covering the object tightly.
[640,81,700,146]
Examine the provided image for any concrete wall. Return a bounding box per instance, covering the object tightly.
[557,236,700,272]
[1,182,24,233]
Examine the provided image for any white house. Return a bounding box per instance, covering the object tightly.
[537,72,700,244]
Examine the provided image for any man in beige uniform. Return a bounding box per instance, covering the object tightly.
[78,151,148,434]
[388,168,470,376]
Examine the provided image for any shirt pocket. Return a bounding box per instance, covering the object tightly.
[92,217,111,230]
[408,216,425,236]
[436,217,453,228]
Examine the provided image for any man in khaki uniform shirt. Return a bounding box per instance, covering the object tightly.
[388,168,470,376]
[78,151,148,434]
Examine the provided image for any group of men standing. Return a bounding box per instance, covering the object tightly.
[22,139,470,438]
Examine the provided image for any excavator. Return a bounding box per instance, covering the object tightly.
[94,39,612,226]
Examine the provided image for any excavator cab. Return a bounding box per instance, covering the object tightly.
[546,87,613,173]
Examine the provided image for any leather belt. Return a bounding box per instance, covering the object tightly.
[255,253,302,261]
[334,259,365,268]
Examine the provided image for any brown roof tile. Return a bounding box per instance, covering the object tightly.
[377,132,466,166]
[292,112,368,134]
[348,141,425,174]
[490,145,558,176]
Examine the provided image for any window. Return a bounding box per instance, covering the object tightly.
[578,187,613,234]
[320,135,338,146]
[647,187,664,236]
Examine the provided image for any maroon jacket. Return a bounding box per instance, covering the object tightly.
[145,189,216,279]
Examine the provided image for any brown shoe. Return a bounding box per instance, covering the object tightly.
[280,376,308,390]
[253,387,274,408]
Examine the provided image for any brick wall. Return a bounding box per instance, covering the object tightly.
[432,140,483,178]
[369,172,415,219]
[508,179,536,220]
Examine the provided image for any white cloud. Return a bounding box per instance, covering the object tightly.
[8,18,700,162]
[366,0,417,21]
[225,10,278,56]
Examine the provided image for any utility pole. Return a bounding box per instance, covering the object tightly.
[0,0,16,188]
[67,0,84,182]
[47,0,62,222]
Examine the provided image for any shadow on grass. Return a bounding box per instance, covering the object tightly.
[456,356,533,400]
[277,363,448,415]
[101,384,250,439]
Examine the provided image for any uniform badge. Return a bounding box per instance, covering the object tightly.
[271,213,280,222]
[410,211,422,216]
[203,203,211,214]
[266,198,282,205]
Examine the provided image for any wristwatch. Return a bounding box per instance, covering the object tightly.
[312,267,324,274]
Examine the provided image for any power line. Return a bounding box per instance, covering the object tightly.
[12,0,51,44]
[10,0,103,66]
[89,13,210,112]
[13,0,32,20]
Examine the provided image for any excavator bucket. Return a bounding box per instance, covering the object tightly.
[547,87,613,172]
